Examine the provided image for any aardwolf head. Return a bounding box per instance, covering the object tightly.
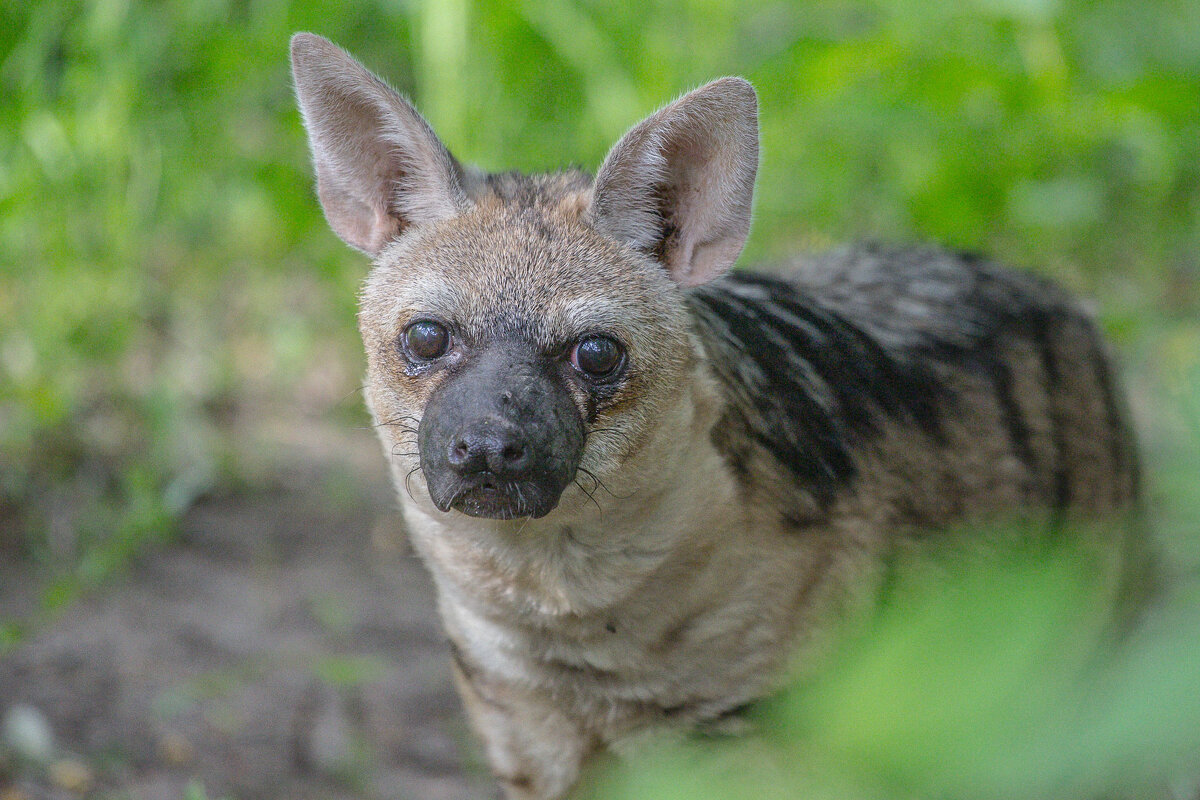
[291,33,758,520]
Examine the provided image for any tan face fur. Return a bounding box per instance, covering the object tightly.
[290,30,758,535]
[358,178,698,522]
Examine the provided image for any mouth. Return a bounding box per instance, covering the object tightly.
[441,475,560,520]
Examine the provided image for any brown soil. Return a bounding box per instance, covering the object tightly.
[0,427,495,800]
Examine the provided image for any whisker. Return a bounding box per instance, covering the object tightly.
[404,465,423,501]
[577,466,634,500]
[390,439,421,460]
[332,384,368,410]
[574,477,602,512]
[584,427,633,448]
[368,415,421,433]
[362,423,417,434]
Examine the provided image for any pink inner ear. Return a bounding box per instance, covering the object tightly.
[292,34,467,256]
[589,78,758,288]
[315,174,397,255]
[658,124,754,286]
[367,201,403,254]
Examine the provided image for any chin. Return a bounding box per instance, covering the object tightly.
[442,482,561,521]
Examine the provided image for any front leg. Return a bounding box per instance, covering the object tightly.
[449,644,595,800]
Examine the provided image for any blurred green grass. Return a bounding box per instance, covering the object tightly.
[580,530,1200,800]
[2,0,1197,576]
[1,1,1198,797]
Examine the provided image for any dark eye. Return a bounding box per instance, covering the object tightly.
[403,320,450,360]
[571,336,624,378]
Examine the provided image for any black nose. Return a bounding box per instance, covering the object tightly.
[446,422,530,479]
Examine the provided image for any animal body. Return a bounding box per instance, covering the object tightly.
[290,33,1138,800]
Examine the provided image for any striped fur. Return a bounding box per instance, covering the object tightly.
[291,36,1140,800]
[691,247,1138,526]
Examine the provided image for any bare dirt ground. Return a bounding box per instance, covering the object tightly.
[0,426,495,800]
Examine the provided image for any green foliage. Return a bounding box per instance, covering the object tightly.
[1,0,373,572]
[584,533,1200,800]
[0,0,1196,695]
[583,358,1200,799]
[0,1,1197,795]
[183,779,231,800]
[312,654,391,688]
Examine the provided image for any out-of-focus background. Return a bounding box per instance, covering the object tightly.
[1,1,1198,799]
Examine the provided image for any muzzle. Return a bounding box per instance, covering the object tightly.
[418,343,585,520]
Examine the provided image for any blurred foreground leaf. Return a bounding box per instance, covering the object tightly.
[585,518,1200,800]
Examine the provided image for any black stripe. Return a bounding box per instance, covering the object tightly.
[986,344,1037,482]
[1085,324,1139,500]
[732,274,948,438]
[1030,316,1071,511]
[917,330,1041,487]
[694,290,853,502]
[691,272,952,505]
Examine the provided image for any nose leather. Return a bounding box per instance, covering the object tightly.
[447,419,530,479]
[416,341,586,519]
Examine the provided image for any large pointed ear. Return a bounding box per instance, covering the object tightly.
[589,78,759,287]
[290,33,469,255]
